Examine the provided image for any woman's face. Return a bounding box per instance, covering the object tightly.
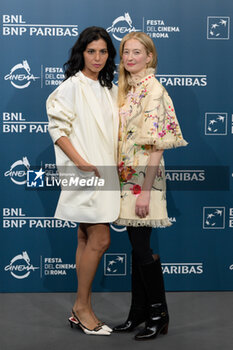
[82,38,108,79]
[122,38,152,76]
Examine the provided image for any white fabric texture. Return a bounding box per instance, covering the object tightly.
[46,71,120,223]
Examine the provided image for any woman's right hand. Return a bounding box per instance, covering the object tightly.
[135,191,150,218]
[55,137,100,177]
[77,163,100,178]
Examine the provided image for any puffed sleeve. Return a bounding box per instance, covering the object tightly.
[46,79,75,144]
[137,81,188,149]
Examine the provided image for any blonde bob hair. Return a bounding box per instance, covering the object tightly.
[118,32,158,107]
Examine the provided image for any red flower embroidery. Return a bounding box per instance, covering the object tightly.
[118,161,124,172]
[130,184,141,195]
[167,122,177,132]
[119,165,136,182]
[158,130,166,137]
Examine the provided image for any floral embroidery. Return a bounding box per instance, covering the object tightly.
[158,130,166,138]
[130,184,141,195]
[127,129,134,139]
[129,84,149,105]
[128,91,139,105]
[139,87,148,99]
[117,72,186,225]
[166,121,177,132]
[145,109,181,139]
[144,113,158,122]
[140,144,151,156]
[118,161,136,183]
[156,167,163,180]
[136,75,154,86]
[141,145,152,152]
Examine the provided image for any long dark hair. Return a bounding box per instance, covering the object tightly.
[64,26,116,89]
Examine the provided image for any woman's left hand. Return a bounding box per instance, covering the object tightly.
[135,191,150,218]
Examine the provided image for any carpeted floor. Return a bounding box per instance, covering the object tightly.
[0,291,233,350]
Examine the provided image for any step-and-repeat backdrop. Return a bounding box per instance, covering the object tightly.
[1,0,232,292]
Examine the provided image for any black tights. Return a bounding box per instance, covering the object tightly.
[127,226,155,265]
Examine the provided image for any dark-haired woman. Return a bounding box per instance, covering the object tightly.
[47,27,120,336]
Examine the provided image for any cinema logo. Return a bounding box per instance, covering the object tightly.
[110,224,127,232]
[2,208,77,229]
[4,60,40,89]
[2,14,78,37]
[145,18,180,39]
[157,74,207,87]
[43,257,76,276]
[2,112,48,134]
[4,156,30,185]
[162,263,203,274]
[107,13,140,41]
[4,251,39,279]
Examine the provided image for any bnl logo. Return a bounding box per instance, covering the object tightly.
[205,113,227,135]
[203,207,225,229]
[207,17,230,40]
[27,168,45,187]
[104,254,127,276]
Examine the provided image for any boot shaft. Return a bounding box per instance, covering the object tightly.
[139,258,166,305]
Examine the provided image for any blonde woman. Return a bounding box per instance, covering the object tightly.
[113,32,187,340]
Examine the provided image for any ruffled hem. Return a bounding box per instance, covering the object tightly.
[114,217,172,228]
[137,137,188,149]
[156,138,188,149]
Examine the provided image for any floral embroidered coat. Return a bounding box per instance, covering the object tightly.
[115,71,188,227]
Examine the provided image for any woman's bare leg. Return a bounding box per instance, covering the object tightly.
[72,224,100,323]
[72,223,110,329]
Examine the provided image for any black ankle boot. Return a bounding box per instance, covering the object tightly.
[134,303,169,340]
[134,258,169,340]
[113,306,148,332]
[113,252,148,332]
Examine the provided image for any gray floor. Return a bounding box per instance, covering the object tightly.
[0,292,233,350]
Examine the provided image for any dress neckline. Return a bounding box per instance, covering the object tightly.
[80,71,100,85]
[127,68,155,87]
